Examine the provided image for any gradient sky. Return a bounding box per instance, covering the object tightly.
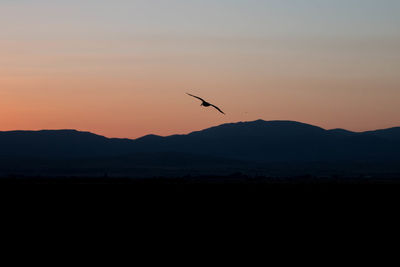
[1,0,399,138]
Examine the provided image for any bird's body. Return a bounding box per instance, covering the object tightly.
[186,93,225,114]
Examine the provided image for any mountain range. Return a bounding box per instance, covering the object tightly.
[1,120,399,177]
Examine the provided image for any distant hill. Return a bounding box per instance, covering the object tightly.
[1,120,400,160]
[1,120,400,177]
[0,130,131,157]
[130,120,400,161]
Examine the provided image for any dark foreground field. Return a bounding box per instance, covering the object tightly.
[2,173,400,185]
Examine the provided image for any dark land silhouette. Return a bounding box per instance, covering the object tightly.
[1,120,400,183]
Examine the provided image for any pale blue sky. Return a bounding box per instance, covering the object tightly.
[1,0,399,38]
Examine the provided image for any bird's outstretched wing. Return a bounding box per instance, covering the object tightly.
[187,93,205,102]
[211,104,225,115]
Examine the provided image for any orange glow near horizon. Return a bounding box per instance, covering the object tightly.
[1,71,399,139]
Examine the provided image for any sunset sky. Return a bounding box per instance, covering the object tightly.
[1,0,399,138]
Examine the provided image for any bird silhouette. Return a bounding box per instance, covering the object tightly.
[187,93,225,115]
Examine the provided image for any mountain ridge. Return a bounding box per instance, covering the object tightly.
[2,120,399,140]
[1,120,400,177]
[1,120,399,161]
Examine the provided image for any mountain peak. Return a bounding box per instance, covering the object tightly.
[135,134,164,142]
[220,119,323,128]
[188,119,325,138]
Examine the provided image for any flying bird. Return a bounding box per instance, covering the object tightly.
[186,93,225,115]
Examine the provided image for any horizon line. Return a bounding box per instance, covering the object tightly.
[1,119,399,140]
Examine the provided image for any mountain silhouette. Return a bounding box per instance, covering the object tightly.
[129,120,400,161]
[0,130,132,157]
[1,120,400,177]
[1,120,400,160]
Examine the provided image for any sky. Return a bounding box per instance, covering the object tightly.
[1,0,399,138]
